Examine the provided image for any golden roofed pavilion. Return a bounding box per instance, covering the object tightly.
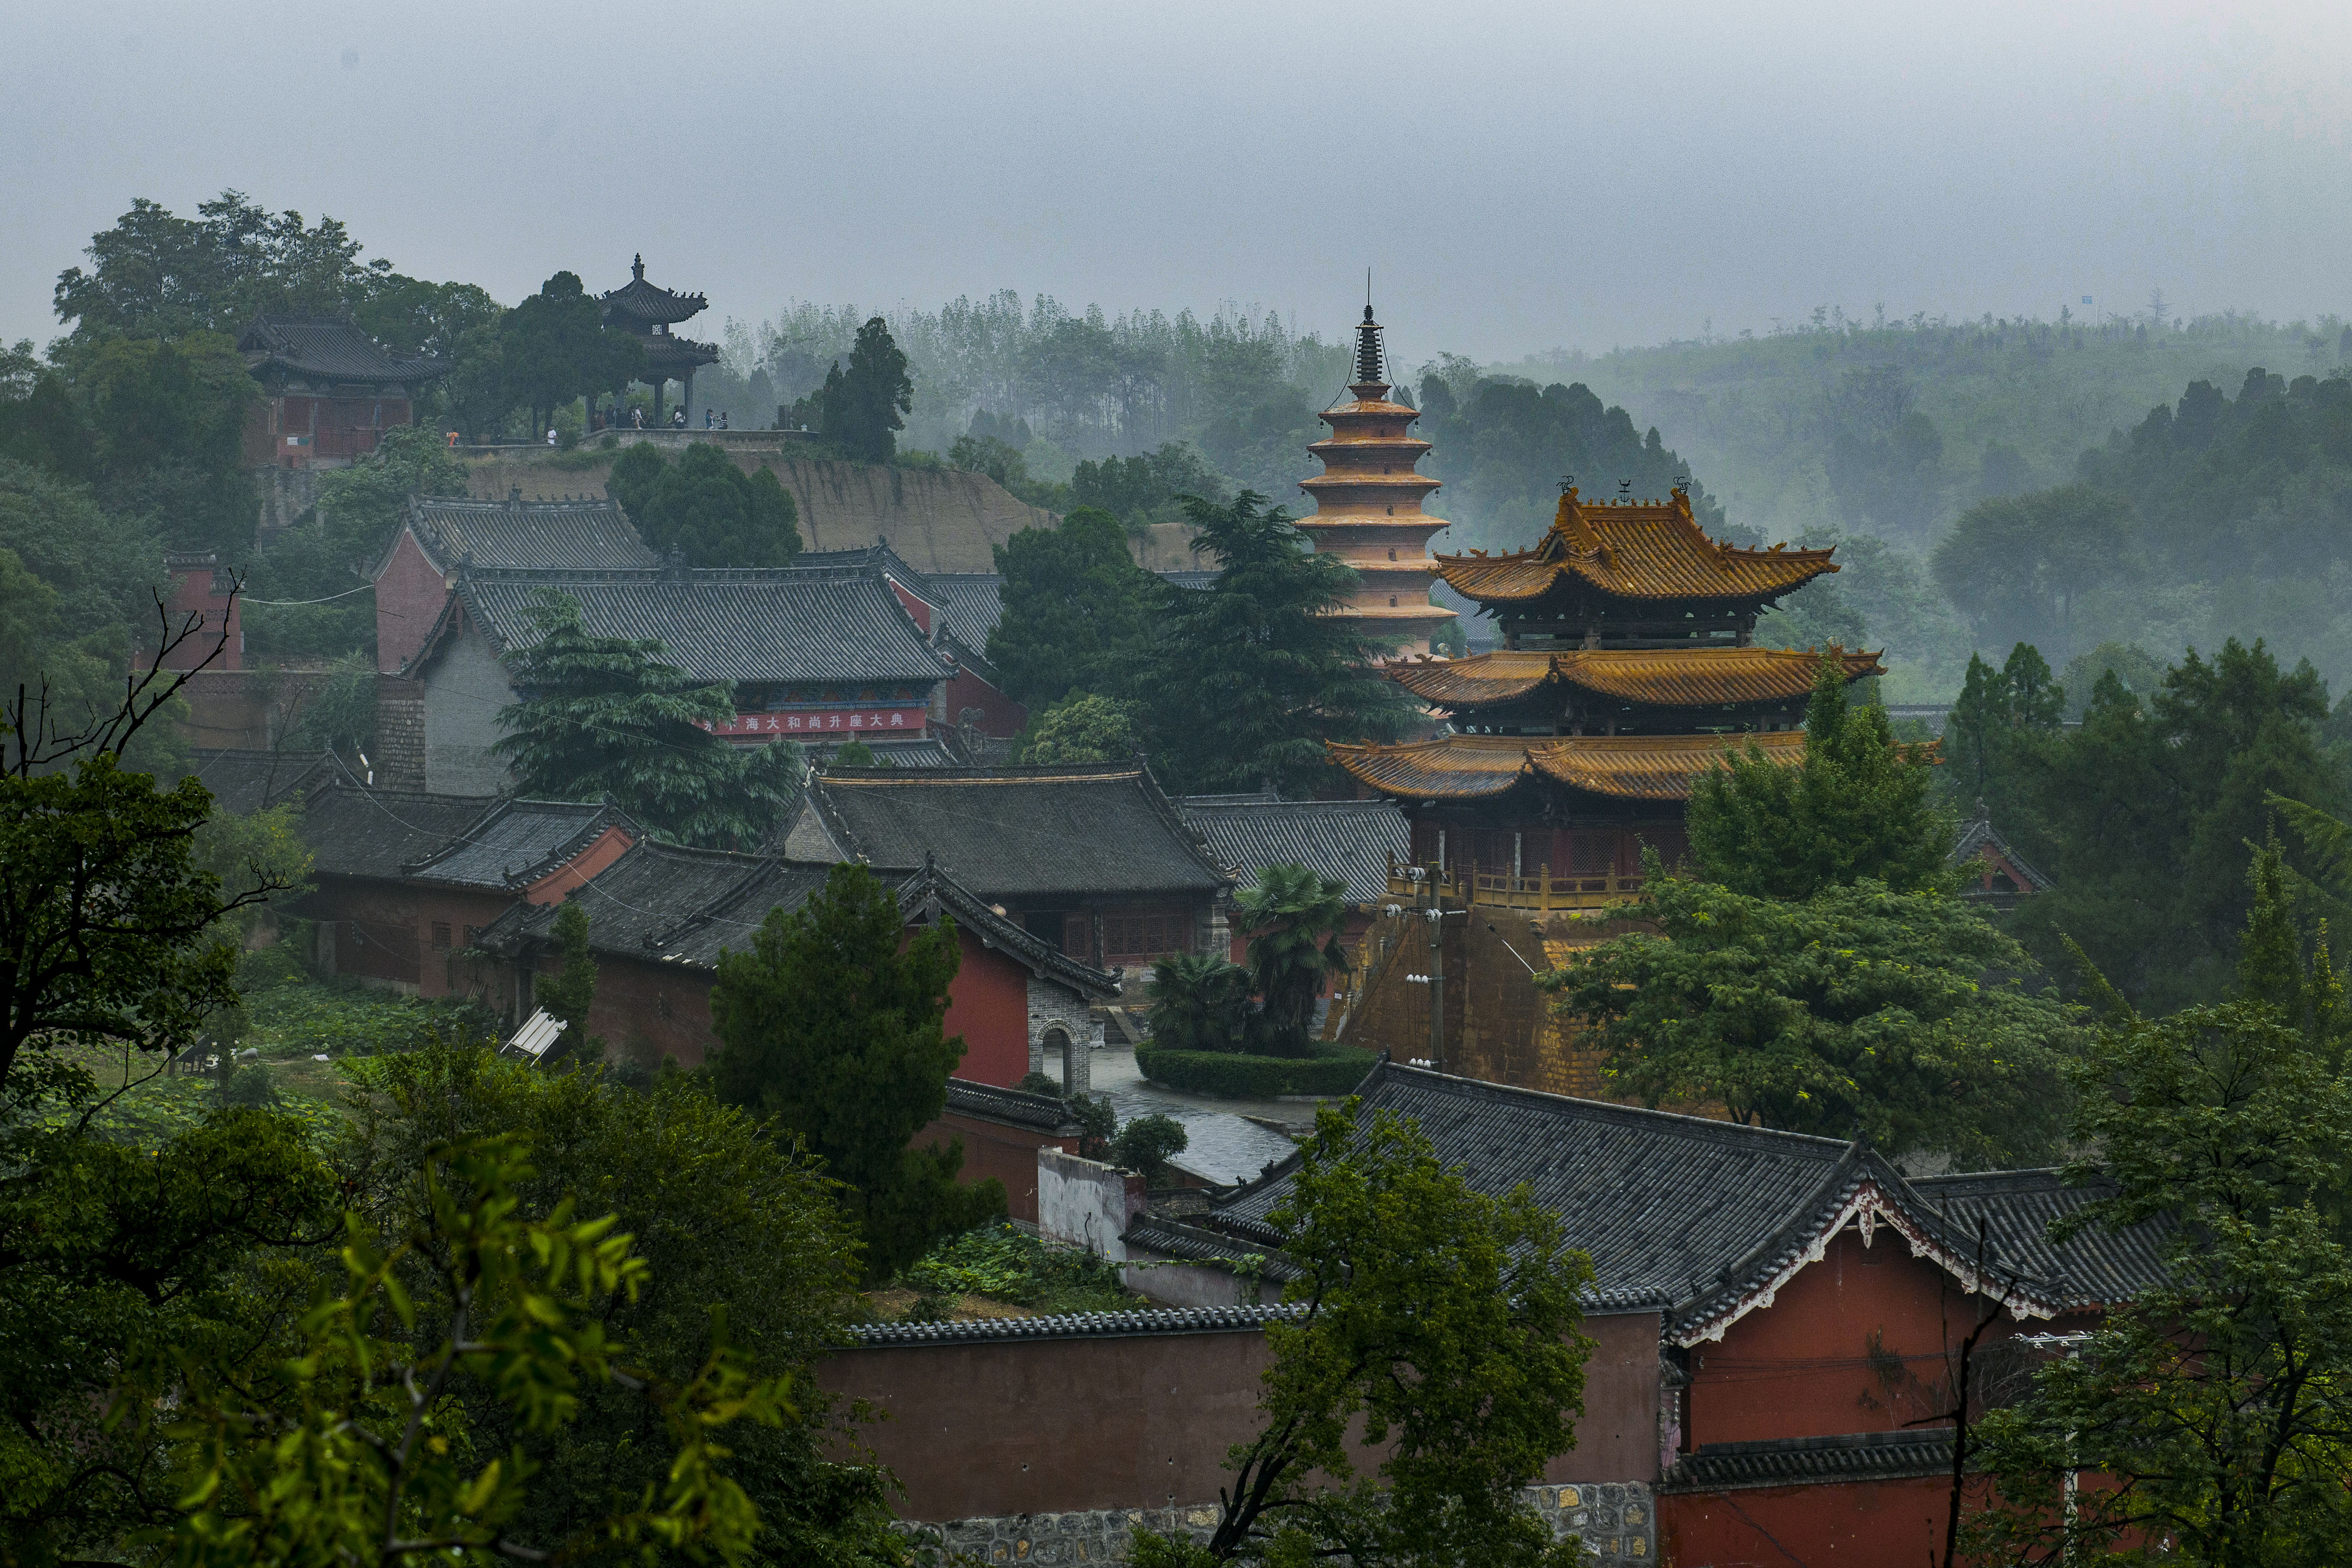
[1296,302,1452,641]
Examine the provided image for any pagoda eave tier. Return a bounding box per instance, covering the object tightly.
[1436,487,1838,604]
[641,336,722,377]
[1298,473,1444,497]
[1388,646,1884,708]
[1326,394,1419,418]
[1328,730,1809,802]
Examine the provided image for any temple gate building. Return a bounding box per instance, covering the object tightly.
[1296,304,1452,643]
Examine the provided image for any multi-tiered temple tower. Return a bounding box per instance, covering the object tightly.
[1330,486,1878,905]
[1296,305,1452,641]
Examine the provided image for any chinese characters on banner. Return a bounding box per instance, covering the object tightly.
[701,708,926,738]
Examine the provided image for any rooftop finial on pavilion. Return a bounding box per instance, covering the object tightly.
[631,253,646,281]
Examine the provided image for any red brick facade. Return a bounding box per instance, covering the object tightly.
[374,527,452,674]
[242,394,413,470]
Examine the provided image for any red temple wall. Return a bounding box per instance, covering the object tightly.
[375,529,451,673]
[941,927,1034,1087]
[941,663,1027,738]
[913,1104,1079,1224]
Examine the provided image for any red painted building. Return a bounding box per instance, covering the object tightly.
[238,316,449,470]
[786,762,1237,1013]
[290,785,635,1004]
[155,552,243,670]
[470,838,1122,1085]
[1109,1064,2168,1565]
[370,493,659,672]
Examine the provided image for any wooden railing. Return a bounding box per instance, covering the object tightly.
[1382,853,1643,912]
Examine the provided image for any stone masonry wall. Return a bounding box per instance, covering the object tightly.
[903,1481,1655,1564]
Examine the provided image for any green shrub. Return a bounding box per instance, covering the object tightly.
[897,1223,1131,1313]
[1134,1043,1381,1099]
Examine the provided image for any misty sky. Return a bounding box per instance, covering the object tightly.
[7,1,2350,363]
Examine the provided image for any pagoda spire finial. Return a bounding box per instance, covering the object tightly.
[631,253,646,281]
[1353,296,1385,388]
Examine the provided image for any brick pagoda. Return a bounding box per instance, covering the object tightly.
[1295,303,1452,642]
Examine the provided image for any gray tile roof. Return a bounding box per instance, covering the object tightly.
[1909,1169,2166,1311]
[914,572,1007,658]
[802,763,1233,900]
[1663,1429,1955,1493]
[474,840,1120,1001]
[944,1078,1083,1135]
[1205,1064,2169,1340]
[487,844,835,971]
[188,749,347,817]
[298,784,505,881]
[400,799,634,889]
[450,560,952,687]
[845,1303,1305,1346]
[401,496,660,574]
[1179,795,1411,906]
[238,315,451,386]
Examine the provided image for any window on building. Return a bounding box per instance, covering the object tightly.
[1101,912,1189,959]
[431,921,452,951]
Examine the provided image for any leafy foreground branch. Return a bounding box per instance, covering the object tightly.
[1133,1102,1595,1568]
[153,1135,792,1568]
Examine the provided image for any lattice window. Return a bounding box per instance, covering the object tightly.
[430,921,453,951]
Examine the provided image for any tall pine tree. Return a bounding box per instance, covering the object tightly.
[1138,492,1413,796]
[493,592,802,848]
[707,863,1003,1279]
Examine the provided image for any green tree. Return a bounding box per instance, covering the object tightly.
[986,507,1157,708]
[52,191,381,348]
[1931,484,2132,658]
[1108,1113,1190,1186]
[0,544,118,733]
[493,591,803,848]
[1143,952,1255,1054]
[637,445,802,567]
[708,863,1004,1280]
[1970,842,2352,1566]
[607,439,669,523]
[1134,1101,1592,1567]
[287,651,382,755]
[0,350,94,480]
[1543,870,2080,1165]
[1940,643,2065,819]
[1236,864,1350,1055]
[819,317,912,464]
[441,322,513,442]
[77,331,256,553]
[1687,651,1953,900]
[533,899,604,1062]
[339,1042,897,1566]
[1011,692,1138,765]
[499,272,643,437]
[2011,638,2346,1009]
[161,1136,794,1568]
[1138,492,1414,796]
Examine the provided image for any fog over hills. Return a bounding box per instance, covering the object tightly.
[7,2,2350,357]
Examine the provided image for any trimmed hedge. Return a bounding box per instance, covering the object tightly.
[1134,1043,1382,1099]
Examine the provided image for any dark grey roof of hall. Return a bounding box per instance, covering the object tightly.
[396,495,660,575]
[299,784,503,880]
[599,256,709,327]
[1910,1168,2166,1310]
[477,841,833,971]
[444,560,952,686]
[1179,794,1410,906]
[400,799,635,889]
[188,749,348,817]
[798,763,1233,899]
[472,836,1119,998]
[846,1303,1305,1346]
[238,316,452,386]
[1207,1064,2169,1339]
